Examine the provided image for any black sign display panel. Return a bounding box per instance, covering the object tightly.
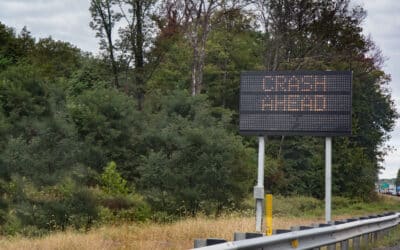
[239,71,352,136]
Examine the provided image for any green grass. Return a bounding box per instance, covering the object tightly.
[366,225,400,250]
[332,196,400,217]
[242,195,400,218]
[0,195,398,250]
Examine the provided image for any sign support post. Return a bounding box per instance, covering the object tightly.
[325,137,332,223]
[255,136,265,232]
[239,71,352,230]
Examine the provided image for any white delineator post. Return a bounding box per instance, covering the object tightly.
[325,137,332,223]
[255,136,265,232]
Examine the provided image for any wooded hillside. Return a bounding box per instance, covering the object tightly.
[0,0,396,236]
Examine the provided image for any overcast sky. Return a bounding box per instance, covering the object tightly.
[0,0,399,179]
[361,0,400,179]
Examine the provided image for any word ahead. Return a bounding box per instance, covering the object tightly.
[239,71,352,136]
[261,75,328,112]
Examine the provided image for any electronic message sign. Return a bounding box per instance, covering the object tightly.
[239,71,352,136]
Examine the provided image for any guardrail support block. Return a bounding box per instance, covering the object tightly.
[273,229,291,234]
[194,238,226,248]
[194,239,207,248]
[234,232,263,241]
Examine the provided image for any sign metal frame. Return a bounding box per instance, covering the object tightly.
[239,70,352,136]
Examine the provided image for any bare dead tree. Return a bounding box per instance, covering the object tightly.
[163,0,248,96]
[183,0,219,96]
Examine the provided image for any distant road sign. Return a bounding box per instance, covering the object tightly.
[239,71,352,136]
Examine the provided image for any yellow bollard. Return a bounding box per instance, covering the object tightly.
[265,194,273,236]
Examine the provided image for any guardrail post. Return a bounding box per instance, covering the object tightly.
[310,224,321,250]
[370,215,385,244]
[327,221,336,250]
[290,226,301,249]
[327,243,336,249]
[339,221,349,250]
[340,239,349,250]
[383,227,390,238]
[361,233,369,247]
[372,230,378,242]
[316,222,334,250]
[340,218,357,250]
[376,229,383,240]
[352,235,361,250]
[383,228,388,238]
[382,229,387,238]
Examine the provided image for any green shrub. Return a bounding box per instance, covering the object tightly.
[94,162,151,224]
[273,195,323,217]
[138,90,255,216]
[0,177,99,236]
[0,213,22,236]
[97,192,151,224]
[100,161,129,196]
[332,196,360,209]
[150,211,179,223]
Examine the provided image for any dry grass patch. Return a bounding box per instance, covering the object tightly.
[0,214,352,250]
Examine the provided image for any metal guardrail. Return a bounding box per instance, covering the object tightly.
[193,212,400,250]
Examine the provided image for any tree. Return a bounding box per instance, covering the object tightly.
[115,0,157,109]
[258,0,367,71]
[28,37,81,79]
[90,0,120,87]
[145,33,192,93]
[138,90,254,215]
[0,64,82,185]
[100,161,129,195]
[396,168,400,187]
[160,0,219,96]
[0,61,98,234]
[160,0,250,96]
[67,88,142,179]
[0,23,34,72]
[204,7,263,110]
[184,0,219,96]
[254,0,397,199]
